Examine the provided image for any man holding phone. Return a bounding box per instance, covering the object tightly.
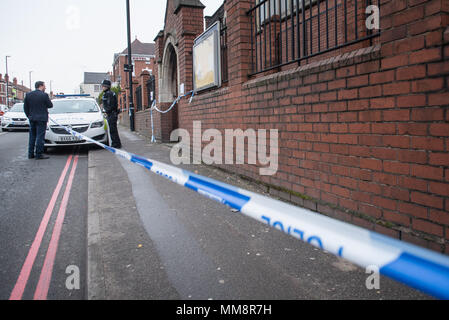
[24,81,53,160]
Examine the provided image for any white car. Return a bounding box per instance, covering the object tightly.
[0,104,8,115]
[45,97,109,149]
[1,103,30,131]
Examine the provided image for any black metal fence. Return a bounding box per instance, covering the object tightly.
[221,24,229,84]
[247,0,380,75]
[135,85,142,112]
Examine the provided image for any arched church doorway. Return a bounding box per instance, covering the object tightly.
[161,42,179,131]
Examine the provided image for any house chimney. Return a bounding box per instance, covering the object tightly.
[0,73,3,82]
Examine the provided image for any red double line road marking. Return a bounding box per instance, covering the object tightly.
[33,155,79,300]
[9,155,74,300]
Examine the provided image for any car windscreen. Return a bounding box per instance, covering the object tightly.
[50,100,99,114]
[9,104,24,112]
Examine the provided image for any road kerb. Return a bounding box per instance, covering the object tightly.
[87,150,106,300]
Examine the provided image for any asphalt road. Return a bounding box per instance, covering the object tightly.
[0,130,88,300]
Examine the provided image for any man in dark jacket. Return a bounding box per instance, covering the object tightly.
[24,81,53,159]
[101,80,122,148]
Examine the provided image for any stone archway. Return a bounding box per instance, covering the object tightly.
[167,45,179,130]
[160,37,179,103]
[158,36,180,135]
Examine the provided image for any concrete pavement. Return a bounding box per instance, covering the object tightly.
[87,126,431,300]
[87,144,179,300]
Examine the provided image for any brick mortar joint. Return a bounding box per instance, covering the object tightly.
[444,26,449,44]
[243,44,381,90]
[188,86,230,103]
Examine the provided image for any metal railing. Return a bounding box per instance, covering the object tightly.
[135,85,142,112]
[221,24,229,84]
[247,0,380,75]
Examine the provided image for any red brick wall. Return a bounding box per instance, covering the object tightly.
[173,0,449,253]
[131,103,178,141]
[147,0,449,253]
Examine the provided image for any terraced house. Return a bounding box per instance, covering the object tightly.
[0,74,30,106]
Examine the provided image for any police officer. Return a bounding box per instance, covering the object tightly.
[101,80,122,149]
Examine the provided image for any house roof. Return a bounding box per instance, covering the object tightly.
[120,39,155,56]
[83,72,110,85]
[15,84,30,91]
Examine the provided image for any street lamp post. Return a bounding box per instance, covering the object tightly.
[5,56,11,107]
[126,0,135,131]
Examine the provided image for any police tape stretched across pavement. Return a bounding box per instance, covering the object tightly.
[49,94,449,300]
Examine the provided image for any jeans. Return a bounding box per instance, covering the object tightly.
[29,120,47,157]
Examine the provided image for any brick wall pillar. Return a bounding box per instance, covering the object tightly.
[154,31,164,106]
[177,5,205,93]
[373,0,449,246]
[132,80,139,107]
[140,70,150,109]
[224,0,253,87]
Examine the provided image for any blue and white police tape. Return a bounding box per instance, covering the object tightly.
[149,91,195,142]
[151,90,194,114]
[49,116,449,300]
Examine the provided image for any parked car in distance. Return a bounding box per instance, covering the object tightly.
[0,104,8,115]
[0,105,9,124]
[1,103,29,131]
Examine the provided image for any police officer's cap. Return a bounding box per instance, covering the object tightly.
[101,79,112,87]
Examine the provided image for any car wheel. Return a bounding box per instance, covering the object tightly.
[44,147,49,153]
[2,128,8,132]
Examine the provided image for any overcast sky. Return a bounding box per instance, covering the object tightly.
[0,0,223,94]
